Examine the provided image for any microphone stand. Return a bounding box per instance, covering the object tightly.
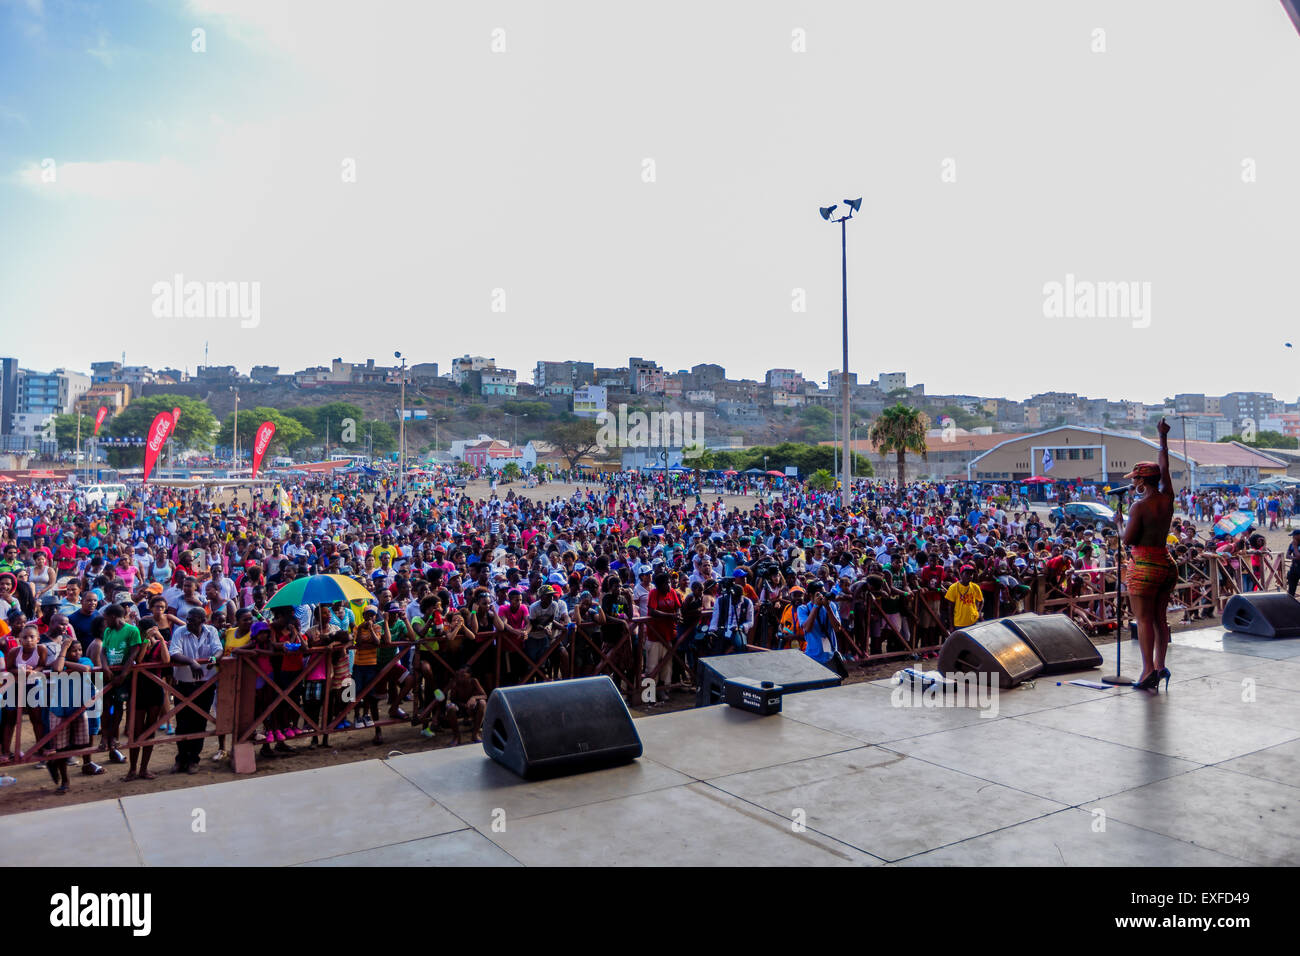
[1102,488,1135,686]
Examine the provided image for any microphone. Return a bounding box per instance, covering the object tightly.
[1105,484,1133,497]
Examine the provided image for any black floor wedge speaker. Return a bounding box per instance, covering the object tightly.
[482,676,642,779]
[695,650,841,707]
[1223,593,1300,638]
[938,619,1044,688]
[1002,613,1103,674]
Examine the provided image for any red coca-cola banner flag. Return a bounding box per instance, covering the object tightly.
[142,411,175,482]
[172,406,182,425]
[93,406,108,436]
[251,420,276,478]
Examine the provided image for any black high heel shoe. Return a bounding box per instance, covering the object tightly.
[1134,671,1161,691]
[1159,667,1171,692]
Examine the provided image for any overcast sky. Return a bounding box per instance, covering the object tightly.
[3,0,1299,405]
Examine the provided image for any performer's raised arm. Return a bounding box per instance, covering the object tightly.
[1156,417,1172,495]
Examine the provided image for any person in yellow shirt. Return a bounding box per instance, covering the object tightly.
[370,535,399,565]
[944,565,984,628]
[212,607,256,763]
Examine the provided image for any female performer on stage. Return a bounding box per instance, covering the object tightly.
[1122,417,1177,691]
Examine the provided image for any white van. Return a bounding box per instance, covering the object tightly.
[81,483,129,509]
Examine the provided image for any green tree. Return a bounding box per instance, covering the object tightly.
[937,404,993,431]
[51,412,95,452]
[283,407,319,438]
[684,443,715,471]
[502,400,551,419]
[312,402,365,436]
[502,461,521,481]
[546,417,602,471]
[102,395,218,466]
[868,404,930,485]
[217,408,311,455]
[705,443,871,477]
[806,469,836,491]
[1220,430,1297,449]
[366,419,397,453]
[799,405,832,426]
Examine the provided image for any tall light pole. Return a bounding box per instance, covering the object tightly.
[504,411,527,448]
[395,351,407,494]
[821,197,861,510]
[230,386,240,472]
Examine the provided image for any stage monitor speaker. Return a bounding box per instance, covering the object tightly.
[938,620,1043,688]
[1223,593,1300,638]
[482,676,642,779]
[695,650,841,707]
[1002,613,1103,674]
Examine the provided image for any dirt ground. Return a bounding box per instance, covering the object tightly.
[3,484,1271,813]
[0,651,920,815]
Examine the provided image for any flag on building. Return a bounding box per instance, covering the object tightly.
[1042,448,1054,472]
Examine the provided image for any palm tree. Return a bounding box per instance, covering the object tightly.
[868,404,929,485]
[806,468,835,491]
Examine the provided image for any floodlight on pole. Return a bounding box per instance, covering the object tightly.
[819,195,860,510]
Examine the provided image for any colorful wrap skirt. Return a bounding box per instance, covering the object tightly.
[1127,546,1177,597]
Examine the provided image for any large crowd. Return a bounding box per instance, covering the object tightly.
[0,465,1287,795]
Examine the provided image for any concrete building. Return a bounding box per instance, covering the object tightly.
[573,385,607,418]
[1220,392,1278,430]
[691,363,726,385]
[828,370,858,392]
[595,367,629,391]
[766,369,805,392]
[1260,413,1300,439]
[716,401,763,424]
[0,358,17,436]
[876,371,907,393]
[1169,415,1233,443]
[629,357,664,395]
[452,355,496,384]
[409,362,440,385]
[75,383,132,416]
[90,361,122,384]
[17,368,90,418]
[480,369,517,397]
[534,360,594,389]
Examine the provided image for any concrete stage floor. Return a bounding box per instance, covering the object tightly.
[4,625,1299,866]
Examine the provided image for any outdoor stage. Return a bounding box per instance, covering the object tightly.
[5,624,1300,867]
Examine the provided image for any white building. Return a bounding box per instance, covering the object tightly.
[877,371,907,393]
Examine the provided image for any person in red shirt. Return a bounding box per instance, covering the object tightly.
[646,572,681,701]
[54,540,78,577]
